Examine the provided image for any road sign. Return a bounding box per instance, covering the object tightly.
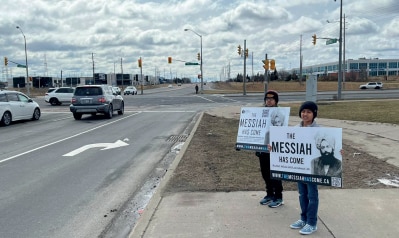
[326,38,338,45]
[17,64,26,68]
[185,62,199,66]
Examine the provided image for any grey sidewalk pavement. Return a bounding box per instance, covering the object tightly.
[130,105,399,238]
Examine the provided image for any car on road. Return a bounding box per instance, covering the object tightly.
[70,85,124,120]
[359,82,383,89]
[168,84,173,88]
[45,87,75,105]
[0,90,41,126]
[112,86,121,95]
[178,83,182,86]
[123,86,137,95]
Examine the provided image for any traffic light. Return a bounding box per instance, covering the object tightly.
[237,45,241,56]
[245,48,249,58]
[270,59,276,70]
[197,53,200,61]
[138,59,142,68]
[168,56,172,64]
[4,57,8,66]
[312,34,317,45]
[262,59,269,70]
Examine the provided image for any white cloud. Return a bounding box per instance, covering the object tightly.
[1,0,398,81]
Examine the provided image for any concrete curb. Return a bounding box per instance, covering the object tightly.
[129,112,204,238]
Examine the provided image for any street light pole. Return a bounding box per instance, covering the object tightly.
[336,0,343,100]
[16,26,30,96]
[184,28,203,93]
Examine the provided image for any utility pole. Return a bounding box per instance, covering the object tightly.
[92,53,95,83]
[243,39,247,95]
[264,53,268,94]
[120,58,123,89]
[300,35,303,84]
[337,0,343,100]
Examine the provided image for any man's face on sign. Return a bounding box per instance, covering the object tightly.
[272,116,283,126]
[320,140,333,156]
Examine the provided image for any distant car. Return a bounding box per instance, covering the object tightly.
[168,84,173,88]
[112,86,121,95]
[45,87,75,105]
[178,83,182,86]
[70,85,124,120]
[0,90,41,126]
[359,82,383,89]
[123,86,138,95]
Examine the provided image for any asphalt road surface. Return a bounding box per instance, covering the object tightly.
[1,84,398,237]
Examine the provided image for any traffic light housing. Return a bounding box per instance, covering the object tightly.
[312,34,317,45]
[237,45,241,56]
[197,53,200,61]
[245,48,249,58]
[4,57,8,66]
[168,56,172,64]
[138,59,142,68]
[262,59,269,70]
[270,59,276,70]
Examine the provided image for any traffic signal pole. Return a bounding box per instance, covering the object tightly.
[243,40,247,95]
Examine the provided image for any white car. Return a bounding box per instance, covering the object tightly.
[0,90,41,126]
[123,86,138,95]
[45,87,75,105]
[113,86,121,95]
[359,82,383,89]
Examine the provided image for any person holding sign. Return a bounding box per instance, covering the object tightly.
[255,90,284,208]
[289,101,320,235]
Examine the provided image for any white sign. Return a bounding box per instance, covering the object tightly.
[235,107,290,151]
[269,126,343,187]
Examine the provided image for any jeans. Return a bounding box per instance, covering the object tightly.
[258,153,283,199]
[297,182,319,226]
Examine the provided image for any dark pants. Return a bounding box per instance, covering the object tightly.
[258,152,283,199]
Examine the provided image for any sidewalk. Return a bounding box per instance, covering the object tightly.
[130,105,399,238]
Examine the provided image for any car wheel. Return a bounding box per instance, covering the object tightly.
[32,108,41,121]
[73,113,82,120]
[375,86,380,89]
[1,111,12,126]
[50,98,59,106]
[360,87,366,89]
[106,104,113,119]
[118,102,124,115]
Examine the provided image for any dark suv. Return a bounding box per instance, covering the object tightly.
[70,85,124,120]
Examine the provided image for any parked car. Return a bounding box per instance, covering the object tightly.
[359,82,383,89]
[0,90,41,126]
[70,85,124,120]
[45,87,75,105]
[123,86,138,95]
[168,84,173,88]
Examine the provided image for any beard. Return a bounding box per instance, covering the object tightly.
[320,150,336,166]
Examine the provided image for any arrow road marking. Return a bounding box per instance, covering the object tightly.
[63,140,129,157]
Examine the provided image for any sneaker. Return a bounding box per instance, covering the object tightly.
[259,196,273,205]
[268,199,284,208]
[299,224,317,235]
[290,220,306,229]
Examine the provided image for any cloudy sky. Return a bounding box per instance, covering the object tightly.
[1,0,398,82]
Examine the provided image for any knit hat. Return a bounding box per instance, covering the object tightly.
[264,90,279,104]
[299,101,318,118]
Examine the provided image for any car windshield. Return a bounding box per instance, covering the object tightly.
[74,87,102,96]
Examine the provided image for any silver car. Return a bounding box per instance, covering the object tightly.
[69,85,124,120]
[0,90,41,126]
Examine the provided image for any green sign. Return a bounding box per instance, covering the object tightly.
[17,64,26,68]
[185,62,199,66]
[326,38,338,45]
